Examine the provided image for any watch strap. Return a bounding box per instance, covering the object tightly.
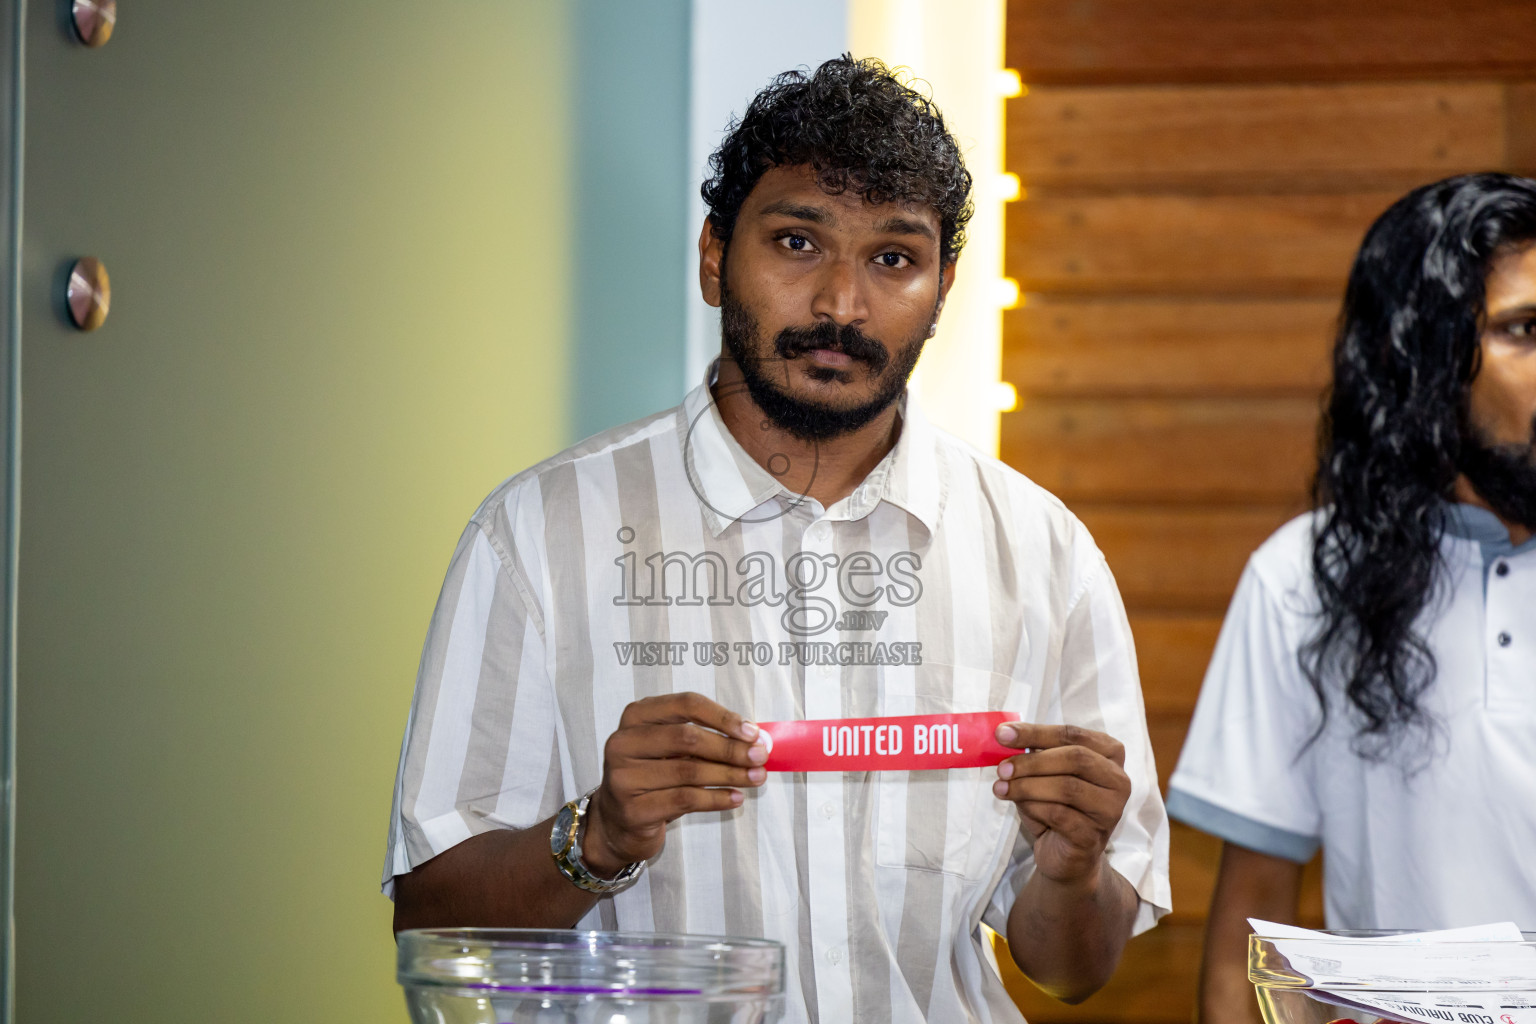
[551,790,644,895]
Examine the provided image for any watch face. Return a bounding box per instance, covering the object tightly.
[550,804,575,856]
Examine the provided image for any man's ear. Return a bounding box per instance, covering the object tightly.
[928,259,957,333]
[937,259,957,313]
[699,219,725,308]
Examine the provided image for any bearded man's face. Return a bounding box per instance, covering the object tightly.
[707,164,947,441]
[719,282,927,442]
[1462,243,1536,530]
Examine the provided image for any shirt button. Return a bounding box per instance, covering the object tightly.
[820,801,836,820]
[1498,632,1513,647]
[1495,562,1510,577]
[826,946,844,966]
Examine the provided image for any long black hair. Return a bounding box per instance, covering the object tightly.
[1306,172,1536,758]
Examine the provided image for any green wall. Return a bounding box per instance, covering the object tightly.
[16,2,571,1020]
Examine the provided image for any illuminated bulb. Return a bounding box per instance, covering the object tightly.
[992,382,1019,413]
[996,173,1021,201]
[994,69,1024,98]
[993,278,1021,309]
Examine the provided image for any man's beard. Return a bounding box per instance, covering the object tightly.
[1458,414,1536,531]
[719,284,927,442]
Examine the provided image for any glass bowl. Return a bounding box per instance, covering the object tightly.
[398,928,785,1024]
[1250,930,1536,1024]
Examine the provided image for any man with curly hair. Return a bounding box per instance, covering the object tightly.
[1170,173,1536,1023]
[384,56,1170,1022]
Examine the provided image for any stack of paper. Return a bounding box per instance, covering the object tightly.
[1251,920,1536,1024]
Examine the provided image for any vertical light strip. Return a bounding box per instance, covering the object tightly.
[0,0,21,1019]
[848,0,1008,455]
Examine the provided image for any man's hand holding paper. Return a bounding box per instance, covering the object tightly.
[584,692,769,875]
[992,722,1133,884]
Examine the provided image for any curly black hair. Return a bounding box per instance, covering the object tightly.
[700,55,974,266]
[1306,172,1536,760]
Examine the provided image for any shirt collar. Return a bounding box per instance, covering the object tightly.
[1442,501,1536,558]
[679,362,946,539]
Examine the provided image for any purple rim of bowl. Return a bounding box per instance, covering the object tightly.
[458,982,707,996]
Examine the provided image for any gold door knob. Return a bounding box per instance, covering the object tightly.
[71,0,116,48]
[65,257,111,331]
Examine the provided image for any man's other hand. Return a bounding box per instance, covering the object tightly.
[583,692,768,875]
[991,722,1132,885]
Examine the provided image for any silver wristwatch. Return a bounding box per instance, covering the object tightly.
[549,789,644,895]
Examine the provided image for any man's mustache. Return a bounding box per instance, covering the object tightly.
[773,321,890,374]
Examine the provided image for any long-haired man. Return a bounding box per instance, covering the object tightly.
[1169,172,1536,1022]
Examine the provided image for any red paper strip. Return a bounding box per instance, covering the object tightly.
[758,711,1021,772]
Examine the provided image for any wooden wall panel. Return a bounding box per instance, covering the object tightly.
[1004,298,1335,398]
[1507,84,1536,169]
[1167,823,1223,925]
[1147,713,1188,793]
[999,3,1531,1019]
[1010,83,1506,191]
[1000,923,1204,1023]
[1128,613,1222,715]
[1002,397,1316,503]
[1075,506,1295,613]
[1009,193,1397,295]
[1167,826,1328,930]
[1007,0,1536,85]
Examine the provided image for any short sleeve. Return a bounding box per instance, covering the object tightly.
[984,554,1172,938]
[381,520,562,897]
[1167,559,1322,862]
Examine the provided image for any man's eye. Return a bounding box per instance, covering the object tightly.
[782,235,810,251]
[1508,319,1536,338]
[876,252,911,269]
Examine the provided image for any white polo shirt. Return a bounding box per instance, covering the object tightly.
[1168,505,1536,930]
[385,373,1171,1023]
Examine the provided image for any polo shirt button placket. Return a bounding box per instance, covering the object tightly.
[1484,553,1531,708]
[1491,561,1511,648]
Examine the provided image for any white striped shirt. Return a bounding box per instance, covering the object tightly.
[383,374,1171,1023]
